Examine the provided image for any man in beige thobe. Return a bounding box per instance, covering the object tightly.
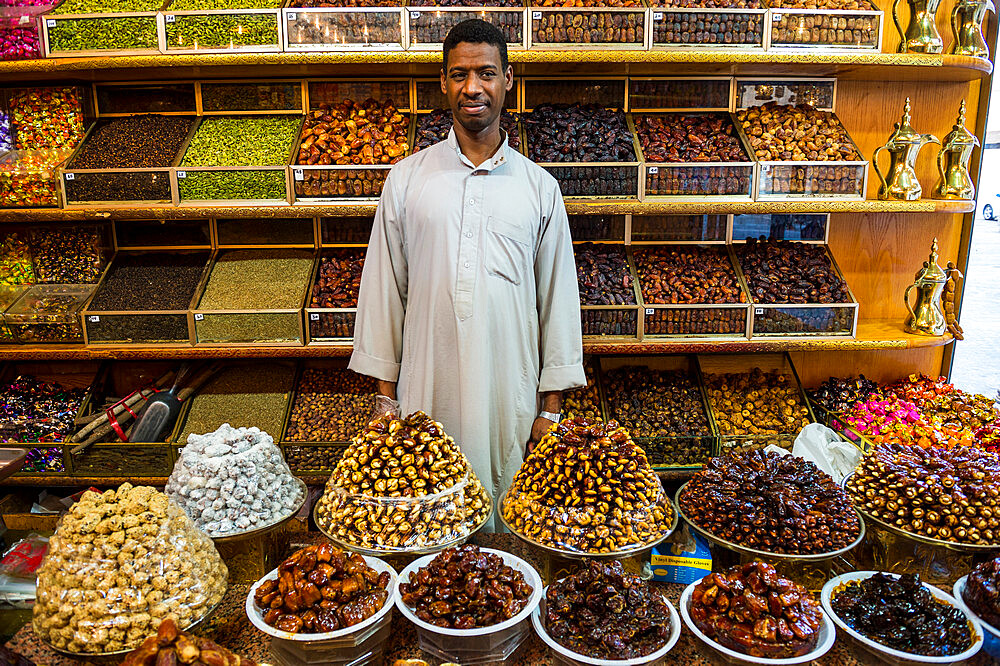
[348,19,585,524]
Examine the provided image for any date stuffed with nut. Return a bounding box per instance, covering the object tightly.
[253,542,390,633]
[691,562,823,658]
[501,416,673,554]
[298,98,409,166]
[399,544,533,629]
[123,619,256,666]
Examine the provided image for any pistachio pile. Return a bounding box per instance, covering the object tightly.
[314,411,491,551]
[501,416,673,554]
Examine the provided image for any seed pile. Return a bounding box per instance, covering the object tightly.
[89,253,208,311]
[199,249,313,309]
[181,116,300,166]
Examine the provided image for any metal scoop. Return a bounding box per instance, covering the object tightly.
[129,363,194,442]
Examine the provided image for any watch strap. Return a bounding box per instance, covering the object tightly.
[539,410,562,422]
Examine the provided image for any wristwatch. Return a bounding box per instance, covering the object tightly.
[539,410,562,423]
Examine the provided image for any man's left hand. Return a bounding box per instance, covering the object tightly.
[526,416,556,454]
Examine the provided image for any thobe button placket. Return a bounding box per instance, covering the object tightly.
[455,172,484,321]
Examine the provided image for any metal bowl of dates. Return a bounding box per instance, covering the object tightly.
[680,575,835,666]
[675,482,865,562]
[822,571,982,664]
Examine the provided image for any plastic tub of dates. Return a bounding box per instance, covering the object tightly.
[632,245,751,339]
[159,0,286,55]
[407,0,527,50]
[528,0,648,49]
[246,543,398,666]
[575,242,642,340]
[734,101,868,200]
[767,0,883,51]
[41,0,164,57]
[395,545,543,664]
[293,82,412,203]
[4,283,94,344]
[733,238,858,338]
[524,84,641,200]
[649,0,766,49]
[282,0,406,50]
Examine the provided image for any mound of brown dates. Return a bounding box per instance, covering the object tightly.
[736,102,859,162]
[634,246,744,304]
[636,114,748,163]
[735,238,849,304]
[575,243,635,305]
[298,98,409,166]
[525,104,635,162]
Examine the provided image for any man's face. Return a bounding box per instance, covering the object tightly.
[441,41,513,135]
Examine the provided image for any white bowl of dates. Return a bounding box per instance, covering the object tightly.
[680,562,835,665]
[246,542,397,642]
[822,571,982,665]
[531,560,681,666]
[676,450,864,560]
[395,545,542,640]
[954,573,1000,659]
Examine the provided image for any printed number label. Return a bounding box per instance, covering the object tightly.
[165,14,175,22]
[293,169,304,181]
[287,11,296,19]
[645,308,654,315]
[64,173,75,181]
[648,166,658,174]
[46,19,55,26]
[194,313,205,321]
[532,11,541,18]
[19,15,30,24]
[411,11,420,18]
[653,12,663,19]
[310,313,320,321]
[755,308,764,315]
[177,171,187,178]
[772,13,782,19]
[88,315,100,323]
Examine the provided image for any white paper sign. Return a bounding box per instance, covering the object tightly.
[177,171,187,178]
[165,14,175,22]
[88,315,100,323]
[310,313,320,321]
[194,313,204,321]
[293,169,304,181]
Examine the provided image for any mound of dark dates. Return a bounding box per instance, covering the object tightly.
[651,3,763,46]
[575,243,635,306]
[735,238,849,304]
[637,114,748,163]
[414,109,520,152]
[310,249,364,309]
[963,557,1000,630]
[526,104,635,163]
[399,544,534,629]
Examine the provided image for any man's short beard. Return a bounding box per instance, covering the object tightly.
[456,110,499,135]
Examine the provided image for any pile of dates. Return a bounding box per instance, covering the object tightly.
[414,109,520,152]
[253,543,391,633]
[704,367,812,443]
[832,573,972,656]
[636,114,747,163]
[634,246,744,304]
[399,544,534,629]
[546,560,672,659]
[525,104,635,162]
[691,562,824,658]
[736,102,859,162]
[501,416,673,554]
[123,619,257,666]
[846,443,1000,545]
[963,557,1000,630]
[736,238,849,304]
[574,243,635,305]
[297,98,409,166]
[679,449,861,554]
[810,375,880,413]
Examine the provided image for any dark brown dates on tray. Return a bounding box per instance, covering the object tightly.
[574,242,635,305]
[415,109,520,152]
[831,573,973,656]
[963,557,1000,630]
[525,104,635,163]
[636,114,747,163]
[546,560,672,660]
[735,237,849,304]
[399,544,533,629]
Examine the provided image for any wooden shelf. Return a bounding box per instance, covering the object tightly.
[0,320,952,360]
[0,199,976,222]
[0,51,990,82]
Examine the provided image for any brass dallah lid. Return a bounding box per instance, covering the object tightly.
[886,98,926,146]
[915,238,949,283]
[941,100,980,149]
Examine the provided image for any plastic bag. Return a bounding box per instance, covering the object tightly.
[165,424,304,538]
[32,483,227,655]
[792,422,861,483]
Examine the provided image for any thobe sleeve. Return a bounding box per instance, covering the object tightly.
[535,182,586,393]
[348,173,408,383]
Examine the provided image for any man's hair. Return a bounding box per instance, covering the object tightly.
[443,19,509,72]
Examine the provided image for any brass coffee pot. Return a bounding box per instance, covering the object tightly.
[904,238,949,336]
[934,100,979,199]
[950,0,994,57]
[894,0,945,52]
[873,98,941,201]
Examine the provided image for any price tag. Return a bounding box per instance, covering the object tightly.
[165,14,175,22]
[19,15,30,25]
[755,308,764,315]
[194,313,204,321]
[772,13,782,19]
[647,166,658,174]
[64,173,75,181]
[88,315,100,323]
[177,171,187,178]
[310,313,320,321]
[46,18,55,26]
[532,11,541,18]
[645,308,654,315]
[287,11,296,19]
[293,168,304,181]
[653,11,663,19]
[411,11,420,17]
[761,165,771,173]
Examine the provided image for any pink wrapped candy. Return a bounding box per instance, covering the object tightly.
[0,19,40,60]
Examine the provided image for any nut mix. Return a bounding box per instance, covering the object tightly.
[679,449,861,553]
[33,483,227,654]
[736,238,849,304]
[501,416,673,554]
[546,560,673,659]
[122,618,257,666]
[525,104,636,162]
[315,411,491,551]
[736,103,860,162]
[253,542,391,633]
[831,573,973,656]
[285,368,376,442]
[704,368,812,444]
[399,544,534,629]
[604,367,711,466]
[575,243,635,306]
[414,109,521,152]
[847,444,1000,545]
[690,562,824,658]
[963,557,1000,629]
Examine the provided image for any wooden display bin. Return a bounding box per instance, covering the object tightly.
[767,1,883,52]
[282,6,406,50]
[158,5,286,54]
[578,244,643,341]
[407,4,526,50]
[649,4,767,49]
[41,9,162,57]
[628,214,729,243]
[527,4,649,49]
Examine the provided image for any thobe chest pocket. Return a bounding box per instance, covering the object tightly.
[485,217,532,286]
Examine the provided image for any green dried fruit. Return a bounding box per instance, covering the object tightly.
[180,115,299,166]
[46,16,158,52]
[165,13,279,48]
[170,0,282,8]
[177,170,286,201]
[52,0,162,13]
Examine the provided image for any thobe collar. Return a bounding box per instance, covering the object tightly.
[446,126,509,173]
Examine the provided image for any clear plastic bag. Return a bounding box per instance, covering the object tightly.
[32,483,227,655]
